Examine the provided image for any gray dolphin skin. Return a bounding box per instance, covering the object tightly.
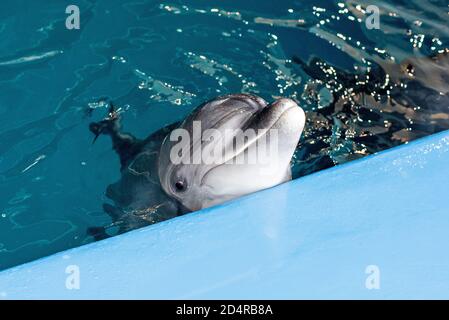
[88,94,305,239]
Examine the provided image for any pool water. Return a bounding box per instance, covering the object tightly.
[0,0,448,271]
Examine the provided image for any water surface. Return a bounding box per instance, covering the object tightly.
[0,0,448,270]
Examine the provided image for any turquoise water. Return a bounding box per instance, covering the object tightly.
[0,0,448,271]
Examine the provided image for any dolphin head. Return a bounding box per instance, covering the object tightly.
[158,94,306,211]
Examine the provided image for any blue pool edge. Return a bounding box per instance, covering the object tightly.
[0,130,449,299]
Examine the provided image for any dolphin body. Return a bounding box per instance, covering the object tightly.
[88,94,305,239]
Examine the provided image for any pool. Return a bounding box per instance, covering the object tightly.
[1,129,448,299]
[0,0,448,272]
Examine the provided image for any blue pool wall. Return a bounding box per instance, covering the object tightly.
[0,130,448,299]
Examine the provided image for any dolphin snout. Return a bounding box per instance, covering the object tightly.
[266,98,306,133]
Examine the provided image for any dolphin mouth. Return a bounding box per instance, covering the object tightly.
[266,104,297,130]
[243,98,303,133]
[209,98,304,166]
[199,98,305,190]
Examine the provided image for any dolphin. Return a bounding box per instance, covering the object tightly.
[88,94,305,239]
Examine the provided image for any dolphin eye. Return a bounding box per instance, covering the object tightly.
[175,181,186,192]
